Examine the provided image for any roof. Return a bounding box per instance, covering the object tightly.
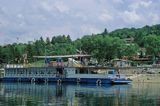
[33,54,91,59]
[112,59,132,62]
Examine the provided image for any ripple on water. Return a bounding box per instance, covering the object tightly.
[0,83,159,106]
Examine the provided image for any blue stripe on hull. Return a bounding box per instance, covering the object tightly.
[2,77,112,84]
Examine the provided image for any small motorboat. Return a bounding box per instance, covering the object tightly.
[111,78,132,84]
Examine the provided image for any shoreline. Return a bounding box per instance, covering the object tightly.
[128,74,160,83]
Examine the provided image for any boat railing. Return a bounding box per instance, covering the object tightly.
[67,74,107,78]
[3,64,49,68]
[5,74,57,78]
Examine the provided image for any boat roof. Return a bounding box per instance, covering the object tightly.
[33,54,91,58]
[111,59,132,62]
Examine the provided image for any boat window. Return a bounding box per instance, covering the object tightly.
[79,68,88,74]
[76,70,78,74]
[108,71,114,74]
[91,70,97,74]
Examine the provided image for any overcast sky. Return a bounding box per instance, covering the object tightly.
[0,0,160,44]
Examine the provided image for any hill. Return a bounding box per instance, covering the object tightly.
[0,24,160,64]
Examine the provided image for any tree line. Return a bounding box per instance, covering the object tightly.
[0,24,160,64]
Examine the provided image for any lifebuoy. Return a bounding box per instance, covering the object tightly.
[77,78,81,83]
[57,79,62,84]
[18,78,21,82]
[45,78,48,83]
[127,78,132,81]
[31,78,35,83]
[96,79,102,85]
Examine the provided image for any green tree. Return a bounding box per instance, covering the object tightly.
[67,35,72,43]
[26,43,34,62]
[143,35,160,63]
[123,44,139,59]
[46,37,51,46]
[102,28,108,36]
[51,36,56,45]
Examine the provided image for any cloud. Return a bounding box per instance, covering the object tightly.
[74,12,87,21]
[40,1,54,12]
[140,1,152,7]
[80,25,102,35]
[40,1,69,13]
[17,14,23,19]
[122,10,142,23]
[0,0,159,44]
[54,1,70,13]
[129,0,152,10]
[112,0,124,4]
[99,10,113,22]
[149,13,160,24]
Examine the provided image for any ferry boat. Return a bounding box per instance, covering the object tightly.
[2,55,132,84]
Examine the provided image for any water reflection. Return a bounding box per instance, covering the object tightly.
[0,83,159,106]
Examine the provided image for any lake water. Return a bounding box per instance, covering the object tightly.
[0,82,159,106]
